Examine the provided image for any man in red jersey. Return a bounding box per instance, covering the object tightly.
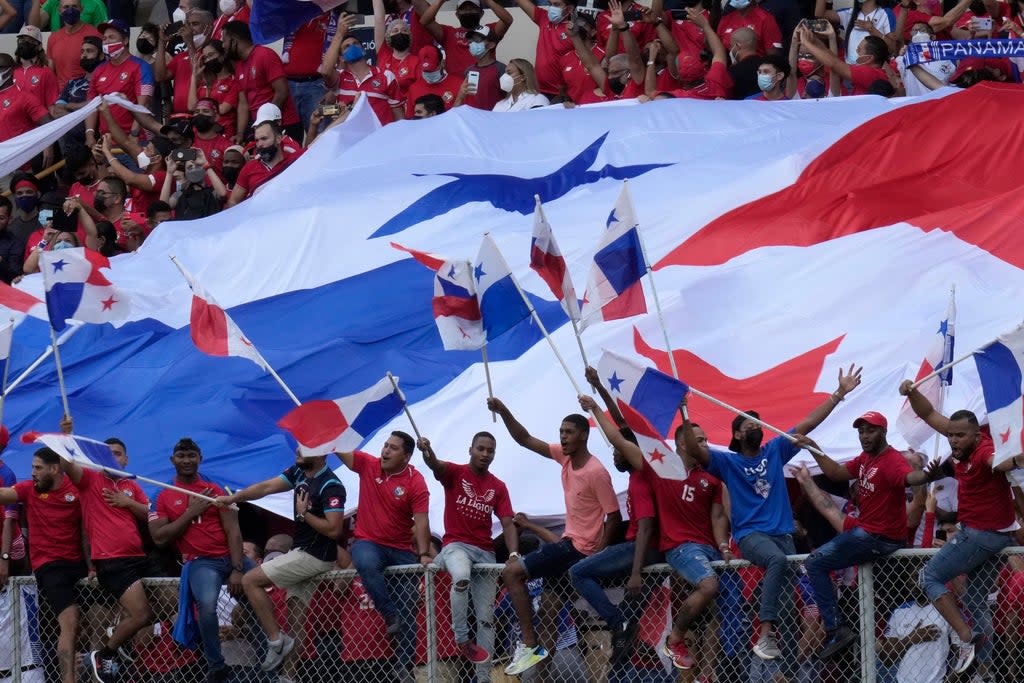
[149,439,247,683]
[336,431,431,683]
[57,418,156,683]
[416,431,517,674]
[226,121,298,206]
[0,447,84,683]
[84,19,154,145]
[901,380,1020,679]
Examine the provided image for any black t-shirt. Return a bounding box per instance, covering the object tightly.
[729,55,762,100]
[280,464,347,562]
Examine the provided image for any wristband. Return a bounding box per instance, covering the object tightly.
[85,128,95,133]
[508,551,522,559]
[718,542,730,550]
[418,552,431,559]
[647,60,655,66]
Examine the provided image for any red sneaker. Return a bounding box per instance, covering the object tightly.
[662,638,695,670]
[459,640,491,664]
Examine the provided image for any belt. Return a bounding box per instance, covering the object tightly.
[288,74,323,83]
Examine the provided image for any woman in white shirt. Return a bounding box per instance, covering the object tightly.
[492,59,550,112]
[815,0,897,64]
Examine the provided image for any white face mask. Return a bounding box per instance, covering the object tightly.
[499,72,515,92]
[193,33,206,46]
[218,0,236,13]
[172,7,187,22]
[910,31,931,43]
[137,151,151,168]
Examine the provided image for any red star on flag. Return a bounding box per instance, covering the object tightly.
[1001,428,1012,444]
[648,448,665,463]
[101,296,117,310]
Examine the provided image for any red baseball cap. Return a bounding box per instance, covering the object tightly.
[419,45,441,73]
[853,411,888,429]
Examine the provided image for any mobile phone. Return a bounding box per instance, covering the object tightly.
[806,18,829,33]
[172,148,198,163]
[466,70,480,94]
[624,9,643,21]
[319,103,341,117]
[975,16,993,30]
[39,209,54,223]
[669,9,687,19]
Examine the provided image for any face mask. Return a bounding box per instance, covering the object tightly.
[203,58,223,72]
[15,195,39,212]
[499,72,515,92]
[52,241,74,251]
[804,77,825,98]
[731,0,751,7]
[469,41,487,57]
[757,72,776,91]
[458,12,482,29]
[192,114,215,133]
[388,33,411,51]
[102,41,125,59]
[742,428,764,450]
[797,59,817,77]
[910,31,931,43]
[218,0,236,13]
[80,56,102,72]
[193,33,206,47]
[136,38,155,55]
[60,7,81,25]
[137,151,151,168]
[92,194,107,210]
[342,44,365,63]
[222,165,240,183]
[185,167,206,184]
[256,144,277,163]
[607,74,626,94]
[547,5,564,23]
[172,7,187,22]
[422,68,444,84]
[15,42,39,60]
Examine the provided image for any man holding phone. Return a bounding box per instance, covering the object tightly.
[454,26,504,110]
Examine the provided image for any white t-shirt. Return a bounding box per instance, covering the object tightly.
[884,601,956,683]
[492,91,551,112]
[837,7,895,64]
[898,58,955,96]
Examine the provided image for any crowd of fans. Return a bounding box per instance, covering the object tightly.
[1,0,1022,284]
[1,361,1024,683]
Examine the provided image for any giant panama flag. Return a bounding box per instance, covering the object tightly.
[4,84,1023,525]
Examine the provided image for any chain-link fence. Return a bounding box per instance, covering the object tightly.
[3,547,1024,682]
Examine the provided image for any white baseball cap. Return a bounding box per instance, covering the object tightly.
[253,102,282,126]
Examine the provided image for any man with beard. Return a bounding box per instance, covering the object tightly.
[43,0,101,90]
[680,365,862,669]
[900,380,1020,678]
[226,121,297,206]
[0,448,85,683]
[799,412,939,661]
[221,20,301,139]
[213,448,346,673]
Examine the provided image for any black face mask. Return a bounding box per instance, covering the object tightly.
[742,428,764,450]
[15,42,39,60]
[80,56,102,72]
[203,59,223,73]
[607,75,626,94]
[192,115,215,133]
[388,33,411,52]
[458,12,482,29]
[222,165,240,183]
[92,194,107,211]
[256,145,277,163]
[135,38,156,55]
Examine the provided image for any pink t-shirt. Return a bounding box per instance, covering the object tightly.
[550,444,619,556]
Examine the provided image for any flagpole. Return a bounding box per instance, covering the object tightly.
[481,343,496,423]
[569,318,590,369]
[930,284,955,463]
[169,255,301,407]
[623,180,679,380]
[0,318,13,426]
[910,349,979,390]
[386,371,422,440]
[486,235,610,446]
[2,324,82,399]
[49,326,71,419]
[75,460,218,503]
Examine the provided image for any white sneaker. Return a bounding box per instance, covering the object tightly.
[503,642,548,675]
[954,636,978,674]
[260,633,295,672]
[753,633,781,660]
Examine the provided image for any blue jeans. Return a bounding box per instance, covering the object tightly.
[288,79,327,133]
[805,526,904,631]
[188,556,256,672]
[350,540,419,674]
[569,541,661,629]
[920,525,1011,664]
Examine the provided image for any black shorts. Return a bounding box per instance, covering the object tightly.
[34,560,88,615]
[93,556,158,599]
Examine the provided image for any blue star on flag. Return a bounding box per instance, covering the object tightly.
[608,372,624,392]
[52,259,67,272]
[474,263,486,282]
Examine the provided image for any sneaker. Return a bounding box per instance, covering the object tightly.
[818,625,857,661]
[753,633,781,660]
[458,640,491,664]
[260,633,295,672]
[115,645,134,664]
[954,635,980,674]
[384,615,401,638]
[609,619,640,667]
[662,638,696,670]
[85,651,119,683]
[503,642,548,675]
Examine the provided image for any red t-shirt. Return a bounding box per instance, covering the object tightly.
[597,4,657,54]
[0,86,48,142]
[235,154,297,198]
[126,170,167,216]
[669,61,733,100]
[47,24,102,89]
[847,64,889,95]
[13,64,59,107]
[953,432,1015,531]
[167,50,200,114]
[88,56,155,133]
[602,74,645,100]
[440,22,500,81]
[197,75,241,138]
[668,13,709,61]
[235,45,300,126]
[152,478,230,561]
[641,460,721,551]
[531,5,575,95]
[623,469,656,542]
[894,7,938,40]
[376,45,419,96]
[283,14,330,78]
[717,7,783,55]
[211,4,250,41]
[336,65,403,125]
[558,50,601,104]
[14,476,83,570]
[462,61,504,110]
[404,73,461,118]
[75,468,149,560]
[844,446,911,540]
[192,134,233,173]
[350,451,430,550]
[438,462,513,550]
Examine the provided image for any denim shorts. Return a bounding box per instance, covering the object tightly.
[665,542,720,585]
[522,538,586,584]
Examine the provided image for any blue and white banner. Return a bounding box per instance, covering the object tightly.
[905,38,1024,65]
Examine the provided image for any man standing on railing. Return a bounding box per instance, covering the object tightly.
[416,432,517,680]
[148,438,248,683]
[899,380,1020,679]
[213,448,346,674]
[798,412,940,661]
[678,365,862,672]
[335,431,432,683]
[0,447,84,683]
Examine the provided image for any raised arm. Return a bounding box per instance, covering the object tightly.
[931,0,972,33]
[511,0,538,23]
[794,434,853,482]
[319,14,357,89]
[419,0,447,43]
[679,394,709,467]
[213,475,291,507]
[578,394,644,471]
[572,30,608,89]
[792,361,861,435]
[486,397,552,458]
[898,379,950,435]
[485,0,514,39]
[372,0,387,53]
[416,436,449,481]
[815,0,841,24]
[585,366,626,427]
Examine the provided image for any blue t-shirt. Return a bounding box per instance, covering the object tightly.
[706,434,799,540]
